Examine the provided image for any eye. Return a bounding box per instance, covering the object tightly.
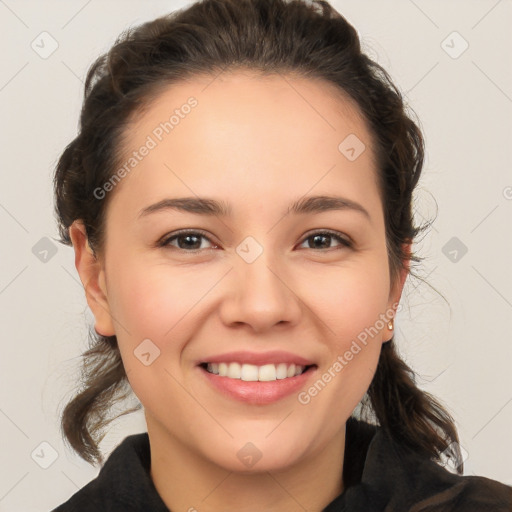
[159,230,217,252]
[298,230,352,251]
[158,229,352,253]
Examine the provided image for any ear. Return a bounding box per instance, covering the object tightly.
[68,220,115,337]
[385,242,411,336]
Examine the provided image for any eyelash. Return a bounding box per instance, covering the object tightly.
[158,229,353,253]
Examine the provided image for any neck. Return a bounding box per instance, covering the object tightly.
[148,421,346,512]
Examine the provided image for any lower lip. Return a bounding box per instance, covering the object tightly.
[198,365,317,405]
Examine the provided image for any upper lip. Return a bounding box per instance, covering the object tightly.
[198,350,316,367]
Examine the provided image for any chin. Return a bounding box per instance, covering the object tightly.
[203,435,312,474]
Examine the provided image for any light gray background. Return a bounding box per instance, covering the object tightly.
[1,0,511,510]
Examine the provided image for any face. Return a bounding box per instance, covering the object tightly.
[74,70,405,473]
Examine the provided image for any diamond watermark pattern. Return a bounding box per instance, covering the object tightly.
[236,236,264,264]
[338,134,366,161]
[441,31,469,59]
[442,236,468,263]
[236,442,262,468]
[30,31,59,59]
[439,441,469,473]
[134,338,161,366]
[32,237,58,263]
[31,441,59,469]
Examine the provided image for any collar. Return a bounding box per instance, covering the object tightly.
[325,418,512,511]
[56,417,512,511]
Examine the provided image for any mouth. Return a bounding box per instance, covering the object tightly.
[199,362,317,382]
[195,351,319,404]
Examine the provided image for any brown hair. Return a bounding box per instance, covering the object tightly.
[54,0,461,470]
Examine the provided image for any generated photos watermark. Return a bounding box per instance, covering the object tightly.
[93,96,198,200]
[298,302,401,405]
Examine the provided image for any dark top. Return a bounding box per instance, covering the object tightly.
[52,418,512,511]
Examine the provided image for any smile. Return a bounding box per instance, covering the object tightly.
[201,362,312,381]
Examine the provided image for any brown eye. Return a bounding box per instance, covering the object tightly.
[299,231,352,250]
[160,230,217,251]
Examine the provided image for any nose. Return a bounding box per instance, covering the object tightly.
[218,248,302,333]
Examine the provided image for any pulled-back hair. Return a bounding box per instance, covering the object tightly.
[54,0,461,469]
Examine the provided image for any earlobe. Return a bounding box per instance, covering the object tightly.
[68,220,116,337]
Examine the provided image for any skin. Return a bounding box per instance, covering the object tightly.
[70,70,408,512]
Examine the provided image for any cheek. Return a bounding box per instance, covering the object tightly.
[107,257,203,338]
[304,259,391,345]
[301,260,390,403]
[293,278,387,456]
[103,259,184,376]
[104,257,226,382]
[105,262,194,409]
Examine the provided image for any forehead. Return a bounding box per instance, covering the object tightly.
[122,69,377,159]
[109,70,381,222]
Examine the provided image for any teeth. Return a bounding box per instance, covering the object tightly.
[207,363,219,375]
[205,362,307,381]
[241,364,259,381]
[258,364,276,381]
[276,363,288,379]
[218,362,228,377]
[227,362,241,379]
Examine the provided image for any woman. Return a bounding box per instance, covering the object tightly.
[51,0,512,510]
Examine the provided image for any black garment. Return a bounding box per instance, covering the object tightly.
[52,418,512,511]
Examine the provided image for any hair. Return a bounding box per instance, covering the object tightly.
[53,0,462,471]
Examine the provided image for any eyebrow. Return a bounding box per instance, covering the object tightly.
[137,195,371,220]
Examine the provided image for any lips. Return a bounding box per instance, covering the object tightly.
[196,350,318,404]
